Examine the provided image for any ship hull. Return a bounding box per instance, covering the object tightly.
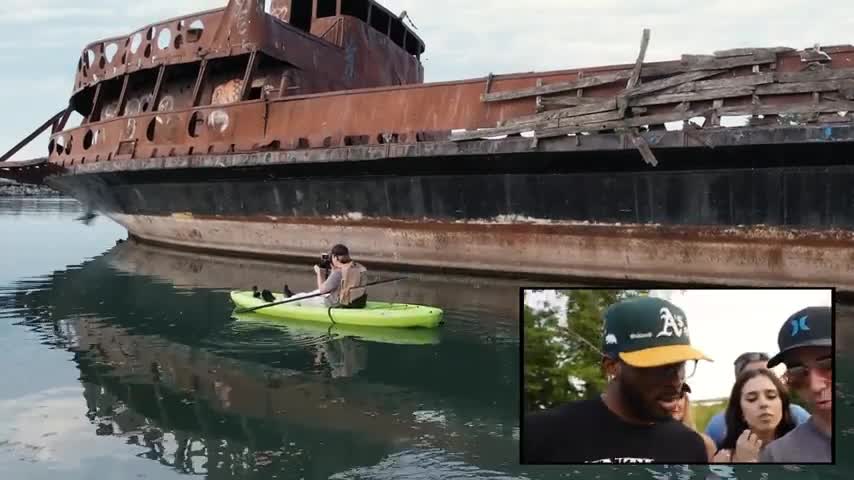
[47,127,854,290]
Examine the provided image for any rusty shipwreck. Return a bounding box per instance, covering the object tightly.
[3,0,854,289]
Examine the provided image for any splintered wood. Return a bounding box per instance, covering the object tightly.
[454,31,854,165]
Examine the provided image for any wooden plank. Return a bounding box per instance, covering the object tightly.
[502,99,619,128]
[536,108,713,139]
[755,79,854,95]
[711,99,724,126]
[667,72,775,93]
[680,52,777,71]
[538,95,613,109]
[620,29,650,117]
[614,53,779,78]
[626,29,651,90]
[535,99,617,120]
[451,107,625,141]
[629,128,659,166]
[626,70,724,98]
[481,53,780,103]
[449,125,538,142]
[556,109,624,127]
[776,68,854,83]
[481,70,631,102]
[713,47,794,58]
[630,86,756,106]
[484,72,495,95]
[718,101,854,116]
[502,106,621,128]
[681,54,715,63]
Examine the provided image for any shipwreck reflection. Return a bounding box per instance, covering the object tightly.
[0,239,525,478]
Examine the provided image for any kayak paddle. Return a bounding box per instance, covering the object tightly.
[233,276,407,314]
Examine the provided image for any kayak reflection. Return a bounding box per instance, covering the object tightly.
[232,311,442,346]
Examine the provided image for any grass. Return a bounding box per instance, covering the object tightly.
[692,399,727,432]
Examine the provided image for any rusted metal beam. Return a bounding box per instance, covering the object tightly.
[1,109,67,163]
[52,108,72,134]
[151,65,166,112]
[55,122,854,177]
[116,74,130,117]
[240,50,260,101]
[85,83,102,124]
[191,59,209,107]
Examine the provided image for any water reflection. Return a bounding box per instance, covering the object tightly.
[1,200,852,479]
[1,239,528,478]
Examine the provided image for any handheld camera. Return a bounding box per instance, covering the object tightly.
[318,253,333,271]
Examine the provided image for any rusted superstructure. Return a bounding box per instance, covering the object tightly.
[3,0,854,289]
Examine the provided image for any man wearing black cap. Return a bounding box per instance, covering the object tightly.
[759,306,833,463]
[523,296,712,463]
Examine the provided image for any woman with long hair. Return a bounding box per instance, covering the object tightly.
[713,368,797,462]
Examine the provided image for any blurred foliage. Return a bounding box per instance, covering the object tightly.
[524,289,648,412]
[692,401,726,432]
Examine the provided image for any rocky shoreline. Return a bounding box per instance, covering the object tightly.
[0,180,62,197]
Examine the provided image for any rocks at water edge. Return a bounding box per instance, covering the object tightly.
[0,179,61,197]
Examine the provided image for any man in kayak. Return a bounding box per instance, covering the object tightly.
[288,244,368,308]
[523,296,712,463]
[759,306,833,463]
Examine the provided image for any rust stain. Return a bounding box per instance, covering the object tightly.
[173,213,854,249]
[4,0,843,173]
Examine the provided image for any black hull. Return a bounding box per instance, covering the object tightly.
[45,133,854,289]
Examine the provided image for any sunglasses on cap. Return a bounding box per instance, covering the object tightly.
[785,356,832,388]
[734,352,770,374]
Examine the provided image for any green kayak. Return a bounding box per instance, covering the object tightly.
[229,291,443,328]
[232,312,441,345]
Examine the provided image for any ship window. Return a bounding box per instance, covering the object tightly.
[290,0,312,32]
[341,0,368,21]
[187,20,205,43]
[370,6,389,35]
[316,0,336,18]
[390,18,405,47]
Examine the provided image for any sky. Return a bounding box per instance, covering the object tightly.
[525,289,833,401]
[1,0,853,161]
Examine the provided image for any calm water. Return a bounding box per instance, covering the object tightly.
[0,197,851,480]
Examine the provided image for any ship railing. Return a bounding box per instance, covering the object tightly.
[73,7,227,96]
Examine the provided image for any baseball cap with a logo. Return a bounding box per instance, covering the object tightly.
[602,296,712,367]
[767,306,832,368]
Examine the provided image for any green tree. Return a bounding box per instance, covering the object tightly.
[524,289,648,412]
[524,303,577,412]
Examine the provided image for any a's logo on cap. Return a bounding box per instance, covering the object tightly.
[605,333,617,345]
[656,307,686,338]
[790,315,810,336]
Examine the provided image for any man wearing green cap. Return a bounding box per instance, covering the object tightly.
[759,306,833,463]
[523,296,713,464]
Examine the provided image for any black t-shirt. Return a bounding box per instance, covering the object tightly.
[523,397,708,464]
